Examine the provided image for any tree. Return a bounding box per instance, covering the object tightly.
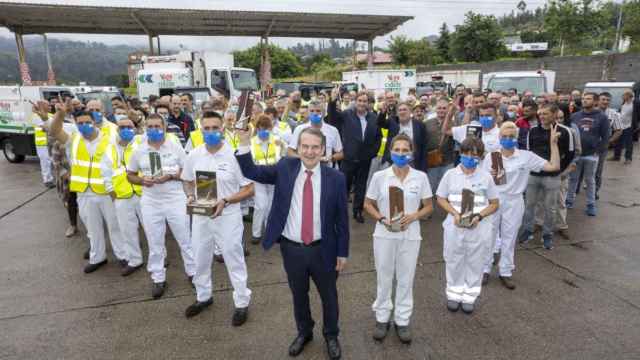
[622,0,640,51]
[544,0,602,55]
[409,38,435,65]
[233,44,304,80]
[435,23,452,63]
[387,35,413,66]
[450,12,506,62]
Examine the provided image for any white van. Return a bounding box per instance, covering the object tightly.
[0,86,74,163]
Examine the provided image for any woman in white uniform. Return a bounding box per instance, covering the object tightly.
[126,114,196,299]
[436,137,499,314]
[181,111,254,326]
[364,133,433,344]
[481,122,560,289]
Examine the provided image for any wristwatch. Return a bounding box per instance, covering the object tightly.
[378,216,387,224]
[222,198,230,207]
[475,213,484,222]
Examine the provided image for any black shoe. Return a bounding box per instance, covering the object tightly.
[232,307,249,326]
[121,264,143,277]
[493,252,500,266]
[152,282,166,299]
[461,302,474,314]
[325,337,341,360]
[372,321,389,342]
[251,236,261,245]
[214,254,224,263]
[243,247,250,257]
[83,259,107,273]
[188,275,195,289]
[447,300,460,312]
[288,334,313,357]
[499,276,516,290]
[83,248,90,260]
[117,259,128,268]
[482,273,490,285]
[353,212,365,224]
[395,324,412,344]
[44,181,55,189]
[185,298,213,318]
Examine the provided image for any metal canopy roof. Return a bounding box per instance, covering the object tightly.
[0,2,413,40]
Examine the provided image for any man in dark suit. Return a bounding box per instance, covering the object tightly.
[327,88,382,223]
[377,101,429,173]
[235,127,349,360]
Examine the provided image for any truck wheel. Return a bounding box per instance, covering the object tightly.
[2,139,25,163]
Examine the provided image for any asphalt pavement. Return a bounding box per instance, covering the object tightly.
[1,150,639,360]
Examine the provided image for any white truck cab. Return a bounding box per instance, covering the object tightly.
[583,81,635,110]
[482,70,556,96]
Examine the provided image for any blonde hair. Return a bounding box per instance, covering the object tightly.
[500,121,518,136]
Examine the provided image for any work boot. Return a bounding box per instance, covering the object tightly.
[185,298,213,318]
[542,235,554,250]
[232,307,249,326]
[395,324,412,344]
[461,302,475,314]
[499,276,516,290]
[372,321,389,342]
[214,254,224,263]
[117,259,128,268]
[557,228,570,240]
[288,334,313,357]
[44,181,55,189]
[151,282,166,299]
[325,337,341,360]
[83,259,107,274]
[518,230,533,244]
[482,273,490,285]
[65,225,77,238]
[353,211,365,224]
[447,300,460,312]
[121,264,143,277]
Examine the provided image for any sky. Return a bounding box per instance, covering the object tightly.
[0,0,551,52]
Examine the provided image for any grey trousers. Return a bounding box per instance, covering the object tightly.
[522,175,561,237]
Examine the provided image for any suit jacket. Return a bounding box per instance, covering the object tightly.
[235,152,350,271]
[377,112,429,173]
[327,100,381,161]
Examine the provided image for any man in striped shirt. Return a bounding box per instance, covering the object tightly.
[595,92,623,199]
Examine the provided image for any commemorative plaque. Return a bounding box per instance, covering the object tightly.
[187,171,218,216]
[149,152,163,178]
[459,188,475,228]
[234,90,255,131]
[388,186,405,232]
[491,151,507,185]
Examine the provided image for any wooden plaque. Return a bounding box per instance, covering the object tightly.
[235,90,255,130]
[389,186,405,232]
[491,151,507,185]
[187,171,217,216]
[459,188,475,228]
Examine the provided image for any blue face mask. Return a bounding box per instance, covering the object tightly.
[77,123,94,138]
[203,130,223,146]
[391,152,412,168]
[257,129,270,140]
[91,111,103,124]
[119,128,135,142]
[500,137,518,150]
[309,113,322,125]
[147,128,164,142]
[460,155,480,169]
[479,115,494,128]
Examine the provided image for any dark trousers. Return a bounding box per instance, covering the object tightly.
[341,159,371,213]
[67,191,78,227]
[280,239,339,338]
[614,128,634,161]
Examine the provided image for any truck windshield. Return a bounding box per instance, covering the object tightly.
[488,76,545,95]
[584,87,628,110]
[231,70,258,91]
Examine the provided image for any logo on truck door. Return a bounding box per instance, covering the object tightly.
[385,75,402,94]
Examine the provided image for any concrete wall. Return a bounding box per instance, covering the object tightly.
[417,53,640,92]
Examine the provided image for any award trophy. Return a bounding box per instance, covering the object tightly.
[491,151,507,185]
[466,125,483,139]
[388,186,405,232]
[187,171,218,216]
[459,188,475,228]
[149,152,163,178]
[234,90,255,131]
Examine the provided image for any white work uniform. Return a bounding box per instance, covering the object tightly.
[289,122,343,168]
[33,116,53,184]
[100,138,144,267]
[65,132,126,265]
[127,138,195,283]
[481,149,546,277]
[182,143,253,307]
[436,165,498,305]
[452,124,501,153]
[251,137,282,238]
[366,166,432,326]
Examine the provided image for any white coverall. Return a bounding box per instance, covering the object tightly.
[127,138,196,283]
[436,165,498,305]
[481,149,547,277]
[182,143,252,306]
[101,140,145,267]
[33,117,53,184]
[366,167,433,326]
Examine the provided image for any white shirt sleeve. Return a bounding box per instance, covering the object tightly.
[485,174,499,200]
[127,148,141,173]
[525,151,548,173]
[452,125,466,144]
[365,172,381,201]
[180,150,195,182]
[174,142,187,168]
[420,172,433,199]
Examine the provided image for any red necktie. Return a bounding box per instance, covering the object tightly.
[301,170,314,245]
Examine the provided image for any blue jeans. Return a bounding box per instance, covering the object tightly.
[614,128,633,161]
[567,155,599,207]
[427,164,453,194]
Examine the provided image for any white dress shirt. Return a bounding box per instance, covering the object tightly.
[398,120,414,140]
[283,162,322,242]
[357,113,367,139]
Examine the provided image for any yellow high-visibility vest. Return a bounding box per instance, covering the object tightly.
[99,121,118,141]
[34,127,47,146]
[377,128,389,157]
[251,136,280,165]
[69,134,112,194]
[110,136,143,198]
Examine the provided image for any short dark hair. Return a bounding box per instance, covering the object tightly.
[598,92,612,99]
[180,93,193,101]
[522,99,538,110]
[148,95,158,103]
[460,137,484,156]
[389,133,413,151]
[541,103,559,114]
[111,96,124,103]
[583,92,598,100]
[264,107,278,117]
[298,127,326,148]
[201,111,222,121]
[472,91,485,99]
[478,103,497,113]
[146,113,165,126]
[73,110,93,120]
